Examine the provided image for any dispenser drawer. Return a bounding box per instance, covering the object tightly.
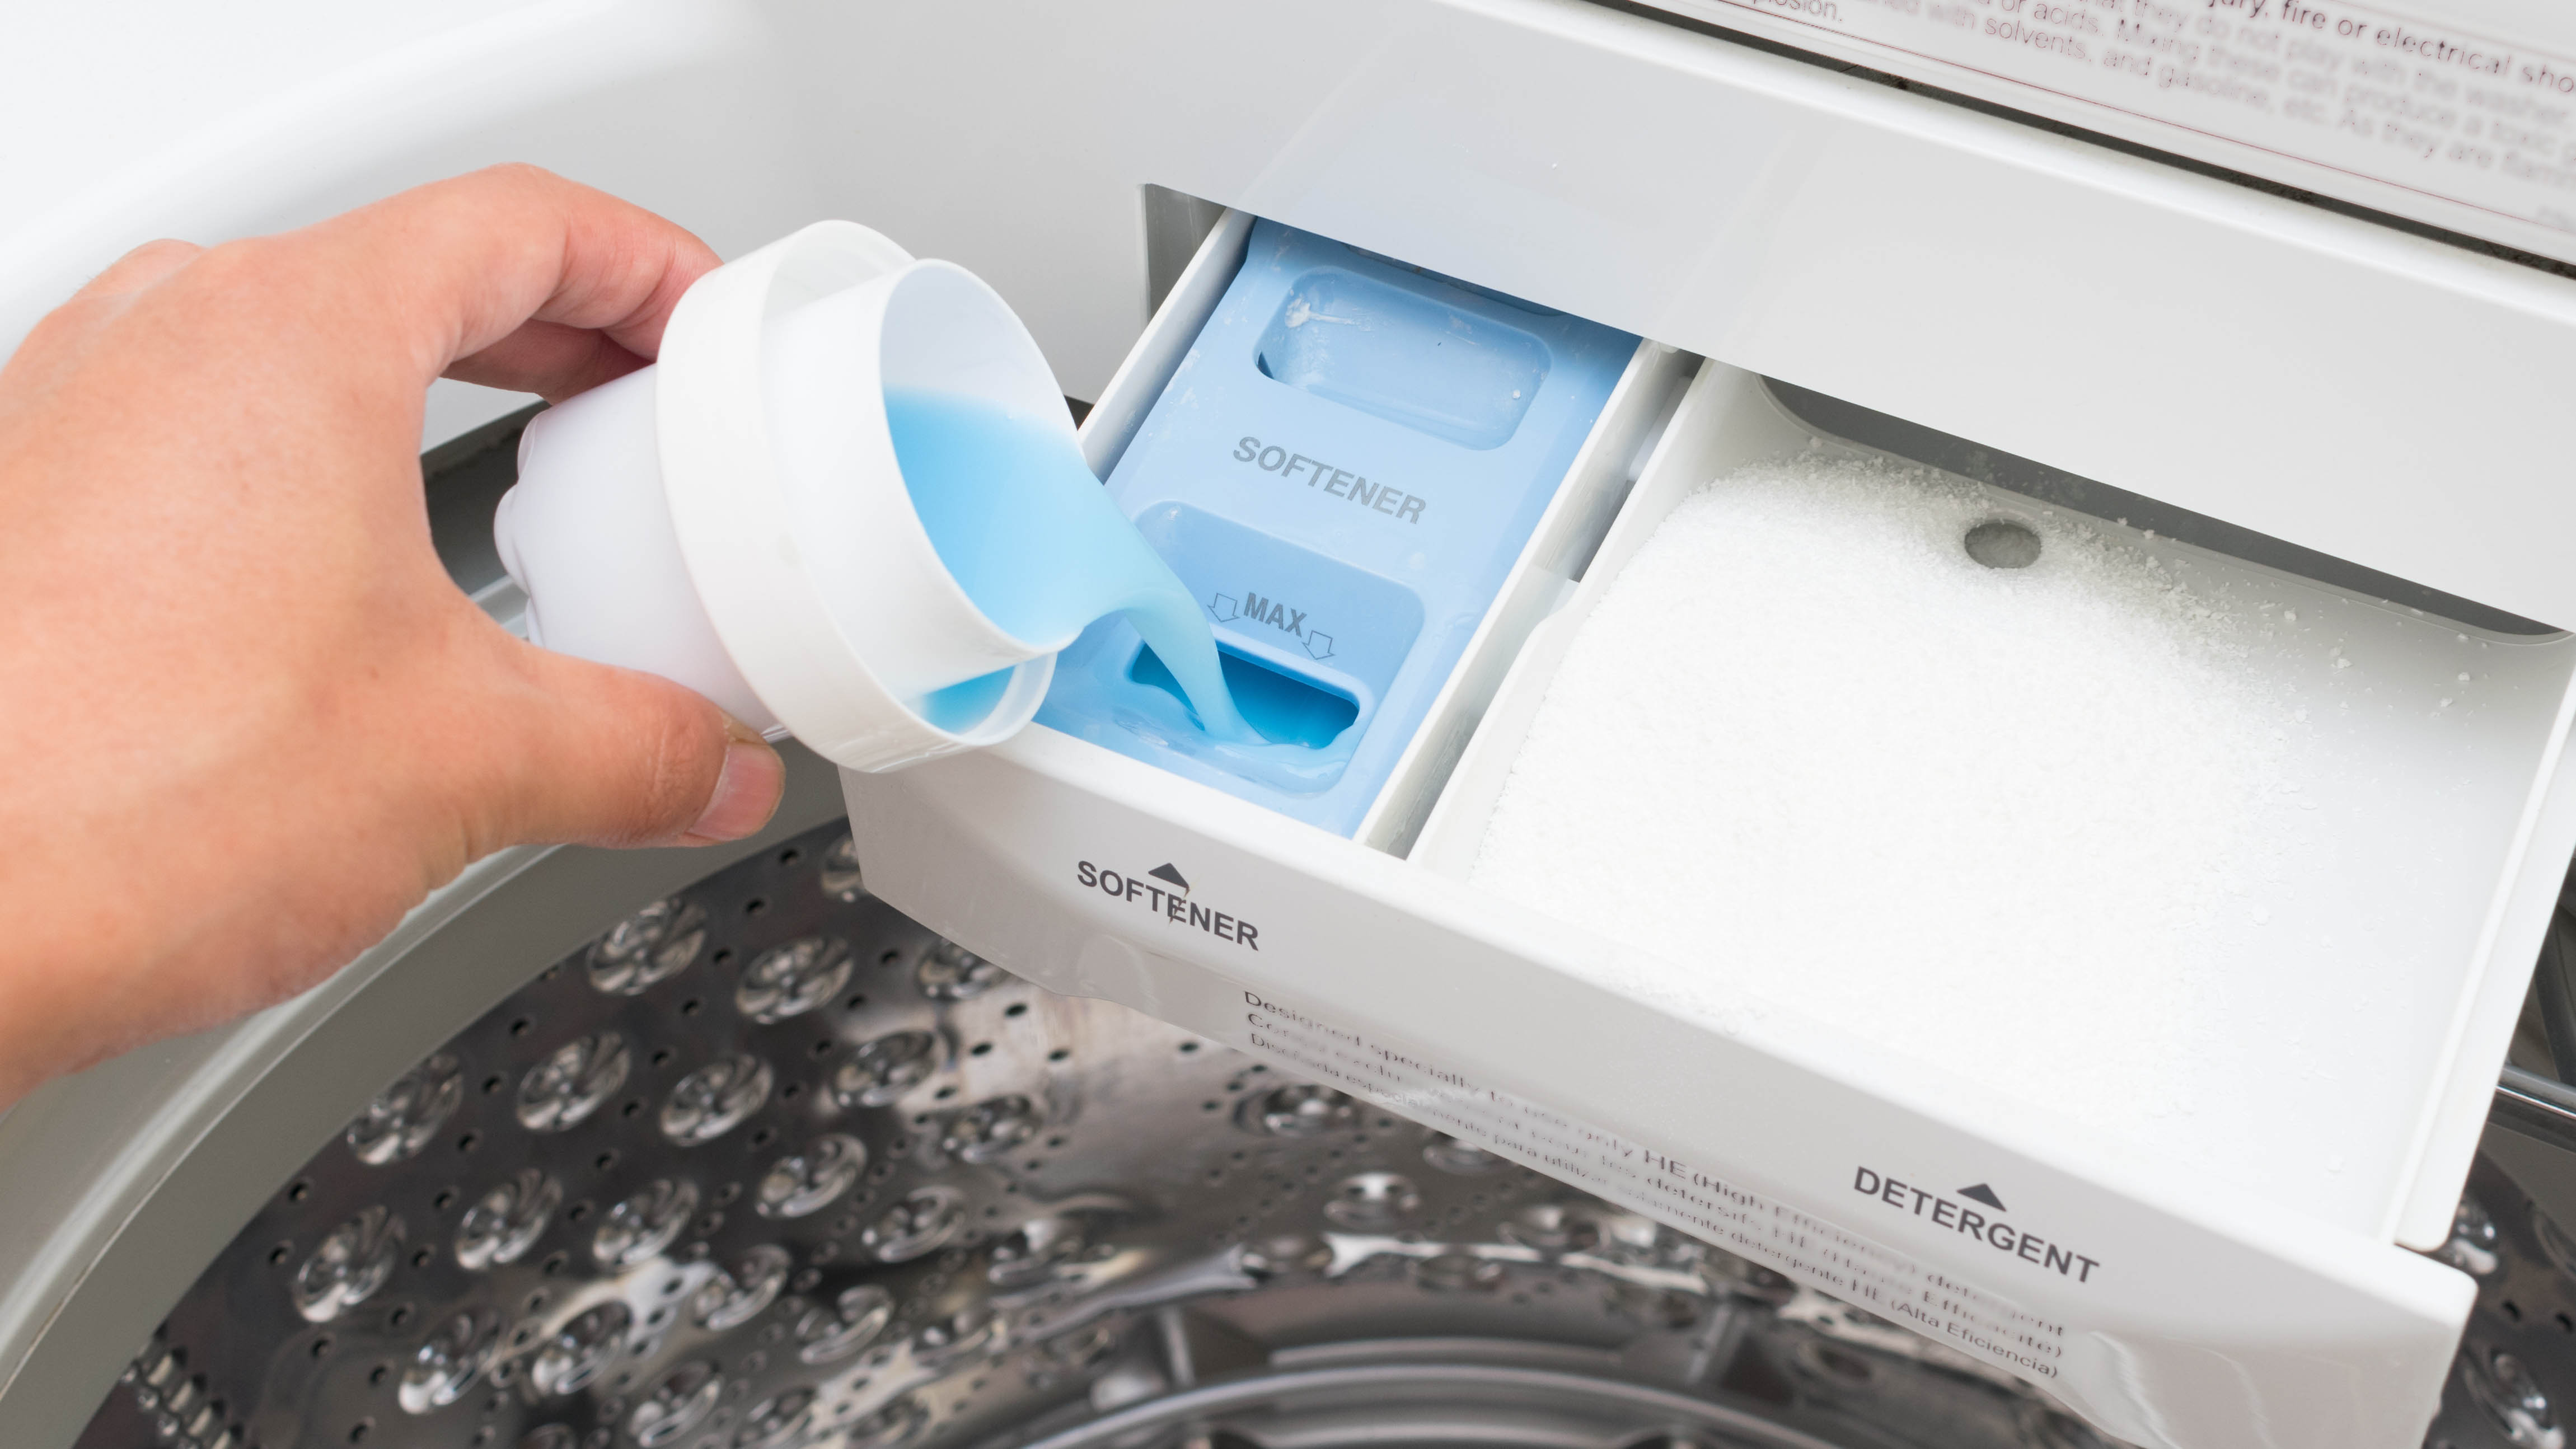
[1038,214,1666,838]
[845,207,2576,1449]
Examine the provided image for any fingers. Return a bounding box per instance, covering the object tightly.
[472,639,784,852]
[291,163,722,401]
[683,719,794,846]
[444,317,650,401]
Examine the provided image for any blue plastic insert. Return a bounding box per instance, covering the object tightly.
[1037,219,1637,835]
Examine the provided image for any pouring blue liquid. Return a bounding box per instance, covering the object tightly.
[883,390,1253,740]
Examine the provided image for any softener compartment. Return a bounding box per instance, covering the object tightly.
[1036,219,1640,835]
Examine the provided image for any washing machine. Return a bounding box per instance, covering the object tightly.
[6,5,2576,1449]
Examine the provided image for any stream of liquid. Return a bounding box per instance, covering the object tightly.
[884,389,1252,739]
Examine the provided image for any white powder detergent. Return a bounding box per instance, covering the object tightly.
[1472,454,2298,1157]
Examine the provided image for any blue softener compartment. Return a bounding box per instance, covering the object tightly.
[1038,221,1637,834]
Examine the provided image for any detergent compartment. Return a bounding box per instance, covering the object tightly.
[1034,219,1640,836]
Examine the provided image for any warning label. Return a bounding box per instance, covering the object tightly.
[1226,989,2078,1384]
[1664,0,2576,240]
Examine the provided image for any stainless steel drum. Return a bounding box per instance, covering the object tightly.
[65,813,2139,1449]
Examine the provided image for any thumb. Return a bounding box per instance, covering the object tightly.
[480,641,786,850]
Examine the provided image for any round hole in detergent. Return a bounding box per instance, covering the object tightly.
[1964,519,2041,570]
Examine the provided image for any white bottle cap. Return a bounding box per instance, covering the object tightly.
[494,222,1075,773]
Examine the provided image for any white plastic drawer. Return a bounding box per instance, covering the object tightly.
[846,208,2576,1449]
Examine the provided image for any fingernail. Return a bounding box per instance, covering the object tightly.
[684,721,784,844]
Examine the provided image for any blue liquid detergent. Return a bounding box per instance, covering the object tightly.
[880,390,1253,740]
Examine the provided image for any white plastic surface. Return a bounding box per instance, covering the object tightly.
[497,223,1067,771]
[1642,0,2576,269]
[497,367,771,729]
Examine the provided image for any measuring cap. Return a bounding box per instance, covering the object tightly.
[493,222,1071,772]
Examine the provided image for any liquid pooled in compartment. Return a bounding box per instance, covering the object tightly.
[1472,454,2298,1153]
[883,390,1252,739]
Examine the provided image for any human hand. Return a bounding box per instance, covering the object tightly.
[0,166,785,1109]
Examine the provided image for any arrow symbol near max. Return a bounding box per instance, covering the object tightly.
[1305,633,1335,661]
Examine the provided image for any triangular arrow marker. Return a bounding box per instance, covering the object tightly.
[1305,632,1335,661]
[1957,1183,2007,1212]
[1147,863,1190,893]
